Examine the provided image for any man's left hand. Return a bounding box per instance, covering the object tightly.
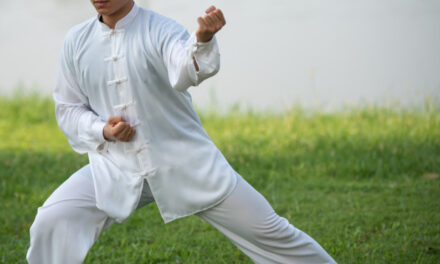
[196,6,226,43]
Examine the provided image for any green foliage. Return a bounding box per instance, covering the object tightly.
[1,97,439,263]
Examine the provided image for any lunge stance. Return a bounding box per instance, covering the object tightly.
[27,1,336,263]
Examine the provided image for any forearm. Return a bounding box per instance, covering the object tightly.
[164,6,225,92]
[169,32,220,91]
[55,101,107,154]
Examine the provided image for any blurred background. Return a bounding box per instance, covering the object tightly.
[0,0,439,111]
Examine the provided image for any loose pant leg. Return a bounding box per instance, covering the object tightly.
[26,164,154,264]
[197,174,337,264]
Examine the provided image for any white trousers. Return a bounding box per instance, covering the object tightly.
[26,165,336,264]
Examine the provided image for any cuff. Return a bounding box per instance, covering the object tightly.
[91,120,109,153]
[187,31,221,86]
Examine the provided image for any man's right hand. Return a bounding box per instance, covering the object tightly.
[103,116,136,142]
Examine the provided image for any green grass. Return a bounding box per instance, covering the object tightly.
[1,95,439,263]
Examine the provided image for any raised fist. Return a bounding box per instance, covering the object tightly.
[196,6,226,43]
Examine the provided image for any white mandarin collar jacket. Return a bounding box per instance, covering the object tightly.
[54,4,237,223]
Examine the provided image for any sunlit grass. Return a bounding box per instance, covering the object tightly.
[1,96,439,263]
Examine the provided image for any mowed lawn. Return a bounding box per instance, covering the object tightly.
[1,96,439,263]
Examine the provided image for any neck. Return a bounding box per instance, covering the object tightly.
[101,1,134,29]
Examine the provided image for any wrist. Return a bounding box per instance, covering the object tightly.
[196,33,214,43]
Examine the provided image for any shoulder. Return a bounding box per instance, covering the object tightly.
[137,7,186,35]
[138,7,176,25]
[63,17,97,51]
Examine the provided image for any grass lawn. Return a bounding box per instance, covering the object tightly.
[0,96,439,263]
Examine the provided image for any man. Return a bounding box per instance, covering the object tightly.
[27,0,337,263]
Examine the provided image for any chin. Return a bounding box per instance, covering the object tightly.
[92,2,112,15]
[96,9,112,16]
[93,5,110,14]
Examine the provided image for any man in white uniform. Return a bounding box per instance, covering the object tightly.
[26,0,337,263]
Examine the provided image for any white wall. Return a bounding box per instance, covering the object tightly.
[1,0,439,111]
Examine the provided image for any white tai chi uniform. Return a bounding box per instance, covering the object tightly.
[27,4,336,264]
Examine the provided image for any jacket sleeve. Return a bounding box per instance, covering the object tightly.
[159,18,221,92]
[53,35,108,154]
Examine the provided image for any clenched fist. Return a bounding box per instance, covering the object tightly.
[196,6,226,43]
[103,116,136,142]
